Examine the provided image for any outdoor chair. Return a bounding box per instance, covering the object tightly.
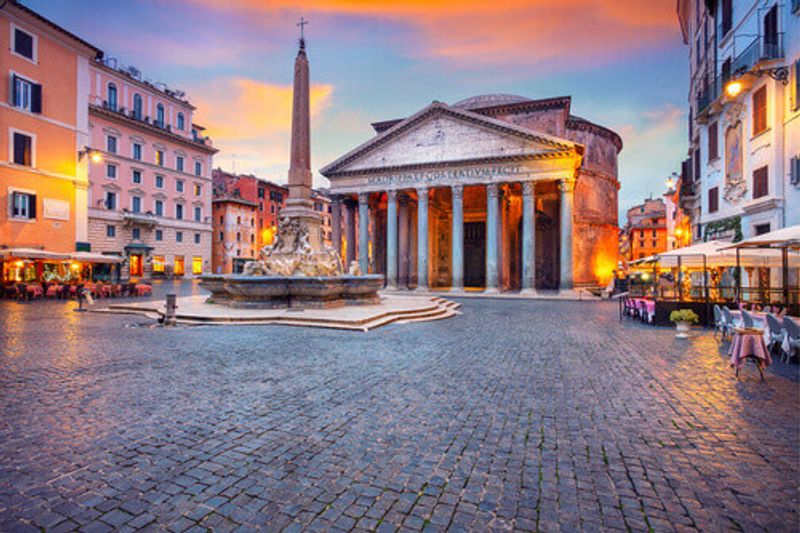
[721,306,735,340]
[782,317,800,363]
[713,305,727,339]
[765,314,784,354]
[741,309,755,328]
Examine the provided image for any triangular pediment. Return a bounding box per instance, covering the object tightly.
[321,102,577,176]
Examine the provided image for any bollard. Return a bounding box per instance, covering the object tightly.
[164,293,178,326]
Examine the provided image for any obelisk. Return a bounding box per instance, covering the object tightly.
[280,21,323,248]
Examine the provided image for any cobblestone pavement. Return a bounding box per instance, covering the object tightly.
[1,289,798,532]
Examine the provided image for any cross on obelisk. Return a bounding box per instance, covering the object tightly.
[297,17,308,45]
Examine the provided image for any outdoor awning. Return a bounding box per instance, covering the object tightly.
[720,224,800,249]
[70,252,124,264]
[0,248,71,260]
[634,240,800,269]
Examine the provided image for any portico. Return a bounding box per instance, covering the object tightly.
[321,96,622,295]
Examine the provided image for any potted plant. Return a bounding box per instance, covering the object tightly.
[670,309,699,338]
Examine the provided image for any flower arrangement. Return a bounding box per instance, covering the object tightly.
[670,309,699,324]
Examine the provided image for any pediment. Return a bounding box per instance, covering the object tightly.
[322,103,577,176]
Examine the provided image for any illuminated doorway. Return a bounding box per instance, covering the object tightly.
[174,256,185,276]
[129,254,143,277]
[192,256,203,275]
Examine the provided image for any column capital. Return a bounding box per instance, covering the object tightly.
[416,187,429,202]
[522,181,535,196]
[487,183,499,198]
[358,191,369,204]
[558,178,577,193]
[451,184,464,200]
[387,189,398,201]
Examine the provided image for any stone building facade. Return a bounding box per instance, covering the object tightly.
[321,94,622,292]
[211,196,257,274]
[86,60,217,279]
[621,197,669,262]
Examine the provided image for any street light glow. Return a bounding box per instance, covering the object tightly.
[725,80,743,98]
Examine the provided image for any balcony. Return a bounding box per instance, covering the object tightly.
[733,34,784,77]
[696,76,720,116]
[123,210,158,227]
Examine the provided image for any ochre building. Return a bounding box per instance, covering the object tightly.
[321,94,622,292]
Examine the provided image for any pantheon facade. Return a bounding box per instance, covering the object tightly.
[321,94,622,292]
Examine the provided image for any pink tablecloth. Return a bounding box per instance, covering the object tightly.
[728,332,772,370]
[25,285,43,298]
[135,284,152,296]
[633,298,656,322]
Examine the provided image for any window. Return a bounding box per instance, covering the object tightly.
[194,161,202,176]
[176,180,184,193]
[794,59,800,111]
[708,186,719,213]
[754,223,771,236]
[270,205,275,214]
[107,83,117,111]
[132,228,141,240]
[176,156,184,172]
[259,202,264,212]
[105,191,117,210]
[106,225,116,238]
[132,143,142,161]
[106,164,117,179]
[176,231,183,242]
[176,204,184,220]
[12,132,32,166]
[132,170,142,184]
[177,112,185,131]
[194,184,202,196]
[155,199,164,216]
[194,206,202,222]
[12,75,41,113]
[106,136,117,154]
[174,256,185,276]
[753,86,767,135]
[155,229,163,241]
[192,256,203,275]
[155,175,164,189]
[237,216,241,224]
[152,256,165,273]
[721,57,731,87]
[133,93,143,120]
[720,0,732,36]
[763,5,778,58]
[194,233,201,244]
[219,231,224,241]
[708,121,718,161]
[258,188,265,199]
[155,150,164,167]
[11,192,35,219]
[236,232,241,242]
[13,27,35,60]
[132,196,141,213]
[156,104,165,127]
[753,166,768,199]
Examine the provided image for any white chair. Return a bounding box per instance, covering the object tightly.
[782,317,800,363]
[765,314,784,354]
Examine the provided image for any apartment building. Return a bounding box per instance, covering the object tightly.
[1,2,100,272]
[86,60,218,279]
[211,195,257,274]
[621,198,669,262]
[678,0,800,241]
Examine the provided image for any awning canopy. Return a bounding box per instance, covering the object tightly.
[630,239,800,269]
[0,248,71,260]
[721,224,800,249]
[70,252,124,264]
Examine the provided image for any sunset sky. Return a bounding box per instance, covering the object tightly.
[27,0,689,219]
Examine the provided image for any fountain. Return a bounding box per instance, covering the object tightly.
[199,29,383,309]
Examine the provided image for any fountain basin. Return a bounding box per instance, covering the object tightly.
[199,274,384,309]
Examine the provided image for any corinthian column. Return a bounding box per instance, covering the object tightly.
[485,183,499,293]
[451,185,464,290]
[521,181,537,293]
[416,187,429,290]
[331,195,342,258]
[559,178,576,291]
[398,194,410,288]
[358,192,369,274]
[386,190,398,288]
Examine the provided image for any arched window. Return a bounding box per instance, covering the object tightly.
[177,112,185,131]
[133,93,142,120]
[156,103,164,127]
[107,83,117,111]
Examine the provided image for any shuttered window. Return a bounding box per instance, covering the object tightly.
[708,121,718,161]
[13,132,32,166]
[13,28,34,59]
[753,166,768,199]
[708,187,719,213]
[752,86,767,135]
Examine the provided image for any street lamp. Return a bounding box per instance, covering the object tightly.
[78,146,103,163]
[724,64,789,99]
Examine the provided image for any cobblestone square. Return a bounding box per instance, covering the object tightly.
[1,284,798,532]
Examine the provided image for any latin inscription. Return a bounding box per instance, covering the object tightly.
[366,165,530,187]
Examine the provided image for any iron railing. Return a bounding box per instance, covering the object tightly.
[733,34,784,76]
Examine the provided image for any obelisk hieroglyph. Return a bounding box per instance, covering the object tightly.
[280,18,323,248]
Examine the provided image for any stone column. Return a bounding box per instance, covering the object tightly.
[451,185,464,291]
[485,183,499,293]
[521,181,537,292]
[398,194,410,288]
[358,192,370,274]
[386,190,398,288]
[416,187,429,290]
[331,195,342,257]
[345,198,357,267]
[559,178,576,291]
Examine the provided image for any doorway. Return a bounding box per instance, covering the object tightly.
[464,221,486,288]
[129,253,143,277]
